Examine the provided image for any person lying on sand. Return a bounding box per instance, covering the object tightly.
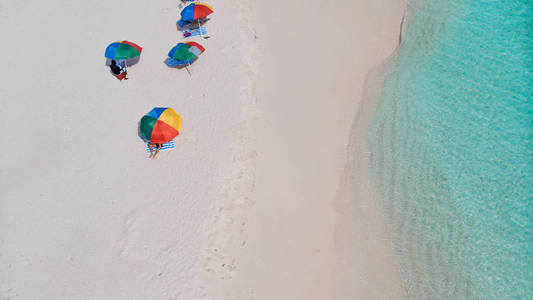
[110,60,128,80]
[148,143,162,159]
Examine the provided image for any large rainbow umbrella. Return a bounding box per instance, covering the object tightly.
[180,3,214,22]
[167,42,205,66]
[105,40,143,60]
[139,107,182,144]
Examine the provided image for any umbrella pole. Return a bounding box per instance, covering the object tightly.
[122,60,128,79]
[197,19,202,38]
[185,63,191,76]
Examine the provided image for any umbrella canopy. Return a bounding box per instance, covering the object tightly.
[105,40,143,60]
[180,3,214,21]
[140,107,182,144]
[167,42,205,66]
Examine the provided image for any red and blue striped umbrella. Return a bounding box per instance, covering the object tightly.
[180,3,214,22]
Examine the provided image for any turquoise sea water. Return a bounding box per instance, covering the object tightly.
[369,0,532,298]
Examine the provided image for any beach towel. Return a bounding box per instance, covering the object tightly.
[183,27,207,38]
[146,140,175,154]
[115,72,127,80]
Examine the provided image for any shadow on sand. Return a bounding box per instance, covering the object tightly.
[175,18,210,31]
[104,56,141,67]
[163,58,198,76]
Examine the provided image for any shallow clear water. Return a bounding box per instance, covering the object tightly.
[369,0,532,298]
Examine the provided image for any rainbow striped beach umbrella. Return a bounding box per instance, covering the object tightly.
[167,42,205,67]
[139,107,182,144]
[105,40,143,60]
[180,3,214,21]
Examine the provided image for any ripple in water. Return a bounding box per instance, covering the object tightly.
[368,0,533,298]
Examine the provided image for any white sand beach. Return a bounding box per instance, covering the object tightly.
[209,1,406,299]
[1,0,404,299]
[1,0,254,298]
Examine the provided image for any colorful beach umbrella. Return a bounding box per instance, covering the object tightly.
[180,3,214,22]
[140,107,182,144]
[105,40,143,60]
[167,42,205,66]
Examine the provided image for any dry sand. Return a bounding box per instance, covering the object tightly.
[1,0,405,299]
[1,0,254,298]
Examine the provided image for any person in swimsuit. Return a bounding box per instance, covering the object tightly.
[148,142,162,159]
[110,60,128,80]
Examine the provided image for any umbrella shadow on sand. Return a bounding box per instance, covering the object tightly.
[163,58,198,75]
[175,18,210,31]
[104,56,141,67]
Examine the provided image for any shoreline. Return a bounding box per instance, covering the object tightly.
[334,50,404,299]
[334,4,412,298]
[212,0,407,298]
[360,1,533,298]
